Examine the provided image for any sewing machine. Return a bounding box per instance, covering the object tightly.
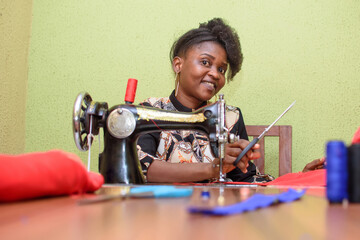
[72,92,230,184]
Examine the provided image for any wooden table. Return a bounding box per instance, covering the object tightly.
[0,185,359,240]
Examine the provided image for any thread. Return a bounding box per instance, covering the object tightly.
[326,141,348,203]
[124,78,138,104]
[348,144,360,203]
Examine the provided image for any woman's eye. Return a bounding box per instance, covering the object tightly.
[201,60,210,66]
[219,67,226,74]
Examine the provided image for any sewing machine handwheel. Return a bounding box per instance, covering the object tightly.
[73,92,92,151]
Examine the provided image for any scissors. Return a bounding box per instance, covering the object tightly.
[233,101,296,167]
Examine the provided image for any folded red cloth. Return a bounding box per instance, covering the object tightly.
[223,169,326,187]
[260,169,326,186]
[352,127,360,144]
[0,150,104,202]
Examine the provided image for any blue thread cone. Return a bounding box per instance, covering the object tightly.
[326,141,348,203]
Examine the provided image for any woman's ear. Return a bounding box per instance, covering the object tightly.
[172,56,183,73]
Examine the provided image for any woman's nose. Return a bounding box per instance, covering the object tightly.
[208,67,220,80]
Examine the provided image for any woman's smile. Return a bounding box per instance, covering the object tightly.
[201,80,216,92]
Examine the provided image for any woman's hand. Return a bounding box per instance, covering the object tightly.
[302,157,326,173]
[213,139,261,174]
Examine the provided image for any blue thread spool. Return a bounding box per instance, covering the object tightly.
[326,141,348,203]
[201,190,210,200]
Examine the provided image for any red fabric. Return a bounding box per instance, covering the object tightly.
[261,169,326,186]
[352,127,360,144]
[0,150,104,202]
[223,169,326,187]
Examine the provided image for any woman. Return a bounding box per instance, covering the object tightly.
[137,18,272,183]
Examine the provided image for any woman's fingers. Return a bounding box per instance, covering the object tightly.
[302,157,326,172]
[226,141,261,160]
[224,140,261,172]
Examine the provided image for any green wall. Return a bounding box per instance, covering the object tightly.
[0,0,33,154]
[25,0,360,176]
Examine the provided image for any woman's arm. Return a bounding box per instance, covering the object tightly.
[147,161,217,183]
[146,139,260,183]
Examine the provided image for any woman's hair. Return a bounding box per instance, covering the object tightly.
[170,18,243,81]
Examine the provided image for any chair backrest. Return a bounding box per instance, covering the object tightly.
[245,125,292,176]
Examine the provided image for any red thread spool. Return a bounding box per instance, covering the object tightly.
[124,78,138,104]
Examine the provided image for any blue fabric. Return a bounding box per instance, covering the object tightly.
[188,188,306,215]
[130,186,193,198]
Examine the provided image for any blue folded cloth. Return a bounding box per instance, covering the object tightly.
[130,186,193,198]
[188,188,306,215]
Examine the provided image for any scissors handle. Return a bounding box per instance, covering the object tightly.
[233,137,259,167]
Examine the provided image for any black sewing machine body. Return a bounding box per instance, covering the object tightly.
[73,92,226,184]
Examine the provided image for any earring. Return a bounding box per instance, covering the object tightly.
[175,72,180,97]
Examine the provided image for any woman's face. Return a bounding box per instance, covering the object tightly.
[174,41,228,109]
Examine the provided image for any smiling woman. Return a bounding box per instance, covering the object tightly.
[136,18,273,183]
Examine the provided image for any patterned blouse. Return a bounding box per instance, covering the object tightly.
[137,91,273,183]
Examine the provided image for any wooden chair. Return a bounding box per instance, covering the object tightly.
[245,125,292,176]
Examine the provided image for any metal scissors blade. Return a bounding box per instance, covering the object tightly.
[233,100,296,167]
[258,100,296,140]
